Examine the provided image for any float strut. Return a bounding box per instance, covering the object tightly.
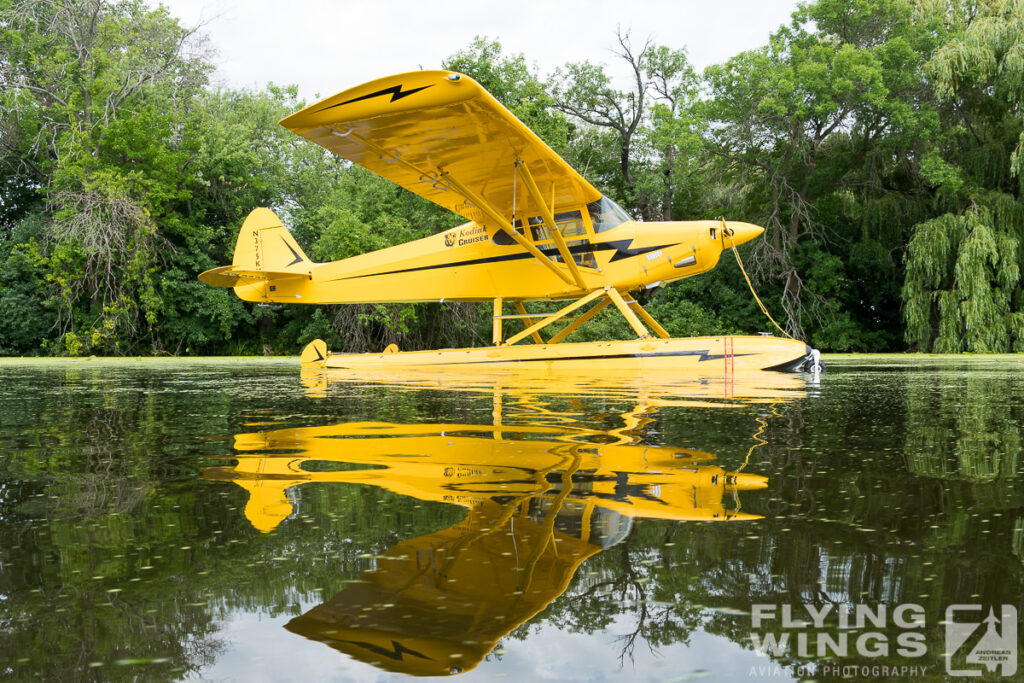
[504,289,605,346]
[513,301,544,344]
[627,297,669,338]
[547,298,611,344]
[493,297,503,345]
[606,288,650,339]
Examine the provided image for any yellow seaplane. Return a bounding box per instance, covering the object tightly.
[198,70,822,374]
[203,421,769,534]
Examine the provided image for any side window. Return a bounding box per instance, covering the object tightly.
[554,210,584,239]
[514,216,549,242]
[517,210,597,268]
[553,210,596,269]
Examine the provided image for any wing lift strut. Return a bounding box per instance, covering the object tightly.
[440,169,585,288]
[443,158,670,347]
[335,129,586,292]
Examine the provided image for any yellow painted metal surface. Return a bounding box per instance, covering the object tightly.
[200,207,764,304]
[196,71,811,374]
[302,335,809,374]
[280,71,600,223]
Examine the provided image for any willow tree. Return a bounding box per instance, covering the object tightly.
[903,0,1024,352]
[703,0,931,340]
[905,204,1023,351]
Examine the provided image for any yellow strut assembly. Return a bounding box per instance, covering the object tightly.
[514,161,586,289]
[504,289,605,346]
[441,171,576,287]
[492,297,503,345]
[605,288,648,338]
[325,140,583,291]
[513,301,545,344]
[627,299,669,338]
[547,297,611,344]
[494,287,666,346]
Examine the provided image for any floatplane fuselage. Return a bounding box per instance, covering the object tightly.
[209,204,763,305]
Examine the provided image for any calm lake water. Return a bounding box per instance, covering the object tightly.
[1,356,1022,681]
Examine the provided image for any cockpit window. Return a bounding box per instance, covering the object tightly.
[587,197,632,233]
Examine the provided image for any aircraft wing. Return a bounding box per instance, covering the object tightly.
[280,71,602,226]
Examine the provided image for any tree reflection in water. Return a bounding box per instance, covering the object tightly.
[3,360,1023,679]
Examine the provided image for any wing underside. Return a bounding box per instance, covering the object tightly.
[280,71,601,227]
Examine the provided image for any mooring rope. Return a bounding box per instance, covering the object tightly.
[721,218,794,340]
[731,402,781,513]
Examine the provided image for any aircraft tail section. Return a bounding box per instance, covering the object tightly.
[198,208,313,293]
[231,207,310,271]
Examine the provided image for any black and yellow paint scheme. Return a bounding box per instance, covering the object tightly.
[198,71,820,373]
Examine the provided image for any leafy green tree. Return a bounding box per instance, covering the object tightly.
[703,0,933,341]
[0,0,212,353]
[548,31,702,220]
[902,0,1024,351]
[5,0,1024,355]
[548,31,652,210]
[640,45,704,220]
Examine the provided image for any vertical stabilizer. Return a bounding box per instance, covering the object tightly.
[301,339,328,367]
[197,208,313,290]
[232,207,310,272]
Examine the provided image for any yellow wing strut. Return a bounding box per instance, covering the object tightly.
[440,171,576,287]
[514,161,586,289]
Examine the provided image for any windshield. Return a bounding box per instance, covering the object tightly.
[587,196,632,233]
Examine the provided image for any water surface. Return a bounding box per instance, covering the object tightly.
[1,357,1022,681]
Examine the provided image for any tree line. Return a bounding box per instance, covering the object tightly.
[1,0,1022,356]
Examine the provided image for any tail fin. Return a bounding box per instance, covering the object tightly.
[231,207,310,271]
[198,208,312,289]
[301,339,328,367]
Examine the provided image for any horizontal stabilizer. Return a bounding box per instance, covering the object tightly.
[198,265,308,288]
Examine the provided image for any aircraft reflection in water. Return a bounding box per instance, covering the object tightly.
[203,373,805,676]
